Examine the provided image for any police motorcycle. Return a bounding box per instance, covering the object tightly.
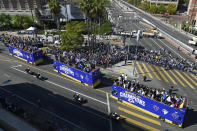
[109,112,120,121]
[25,68,47,81]
[25,68,35,75]
[35,72,46,81]
[72,93,87,104]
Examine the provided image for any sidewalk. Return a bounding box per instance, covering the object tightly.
[0,108,38,131]
[101,61,139,79]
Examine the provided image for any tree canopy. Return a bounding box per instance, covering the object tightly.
[157,4,166,14]
[166,4,177,14]
[48,0,61,16]
[79,0,109,22]
[13,15,33,29]
[0,13,12,27]
[149,4,157,14]
[139,1,150,12]
[48,0,61,29]
[60,22,84,50]
[97,21,112,35]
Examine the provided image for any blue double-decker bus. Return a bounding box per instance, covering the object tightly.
[53,60,101,88]
[8,45,43,65]
[111,84,188,127]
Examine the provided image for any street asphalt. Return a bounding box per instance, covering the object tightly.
[0,34,197,131]
[0,3,197,130]
[115,0,197,51]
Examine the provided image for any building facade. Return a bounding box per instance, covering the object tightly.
[0,0,85,22]
[187,0,197,26]
[0,0,46,15]
[144,0,179,6]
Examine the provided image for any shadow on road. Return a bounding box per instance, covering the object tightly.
[39,55,54,66]
[96,73,115,88]
[183,108,197,128]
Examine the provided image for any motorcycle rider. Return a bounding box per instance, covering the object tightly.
[26,68,30,73]
[73,93,80,101]
[36,72,41,79]
[110,112,120,120]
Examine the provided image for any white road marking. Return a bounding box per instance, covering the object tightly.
[4,73,10,78]
[11,64,22,68]
[0,87,81,129]
[8,67,109,125]
[11,67,108,105]
[149,38,185,60]
[11,66,27,74]
[46,80,107,105]
[64,98,108,120]
[157,39,185,60]
[106,93,113,131]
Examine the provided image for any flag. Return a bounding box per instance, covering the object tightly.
[136,30,141,43]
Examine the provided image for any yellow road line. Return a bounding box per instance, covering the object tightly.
[183,72,197,87]
[148,64,161,80]
[136,62,145,76]
[96,89,109,94]
[154,66,169,83]
[161,67,177,85]
[0,55,108,91]
[120,115,160,131]
[169,70,185,87]
[190,73,197,81]
[117,101,159,118]
[118,107,161,126]
[174,70,195,89]
[142,63,153,79]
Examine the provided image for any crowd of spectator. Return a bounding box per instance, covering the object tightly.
[53,42,126,73]
[1,33,196,75]
[132,48,197,74]
[0,34,42,53]
[114,73,186,109]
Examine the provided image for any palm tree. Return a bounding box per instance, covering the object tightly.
[79,0,109,46]
[79,0,91,19]
[79,0,93,46]
[48,0,61,30]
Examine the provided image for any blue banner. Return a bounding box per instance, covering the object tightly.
[112,85,187,126]
[8,45,43,65]
[53,61,101,88]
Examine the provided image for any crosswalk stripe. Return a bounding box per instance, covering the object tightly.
[142,63,153,79]
[183,72,197,87]
[120,115,160,131]
[154,66,169,83]
[190,73,197,81]
[118,107,161,126]
[174,70,195,89]
[169,70,185,87]
[136,62,145,76]
[161,68,177,85]
[147,64,161,80]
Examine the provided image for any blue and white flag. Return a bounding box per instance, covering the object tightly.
[136,30,141,43]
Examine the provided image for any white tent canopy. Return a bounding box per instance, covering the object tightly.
[27,26,36,31]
